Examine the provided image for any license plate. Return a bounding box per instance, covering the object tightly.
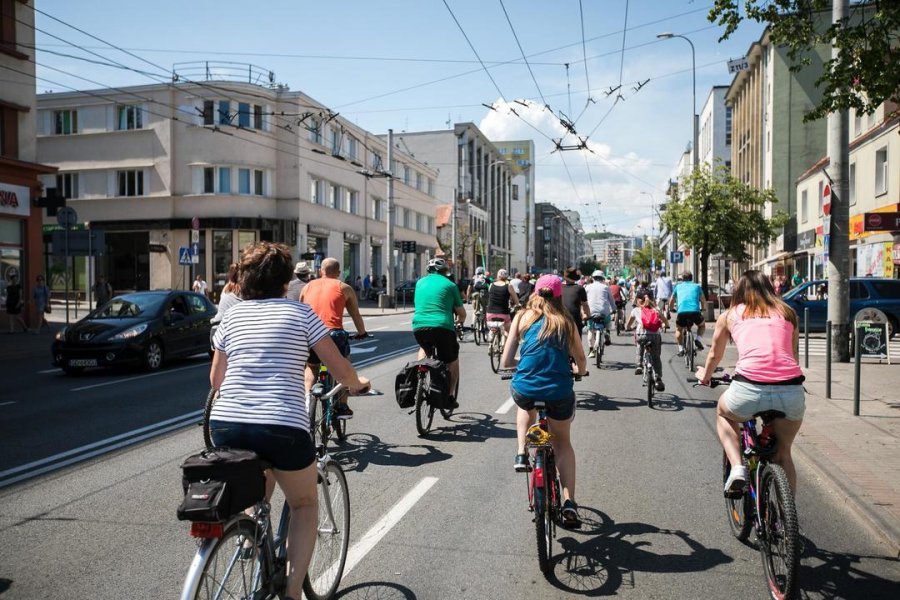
[69,359,97,367]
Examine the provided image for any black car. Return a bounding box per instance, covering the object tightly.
[395,280,417,302]
[52,290,217,375]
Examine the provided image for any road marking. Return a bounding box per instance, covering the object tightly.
[401,320,412,326]
[352,344,419,368]
[0,401,15,407]
[349,346,377,355]
[339,476,438,579]
[37,368,60,374]
[496,397,515,414]
[70,363,208,392]
[368,325,390,332]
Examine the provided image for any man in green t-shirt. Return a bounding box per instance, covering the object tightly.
[412,258,467,408]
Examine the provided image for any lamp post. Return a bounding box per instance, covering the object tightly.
[657,31,698,278]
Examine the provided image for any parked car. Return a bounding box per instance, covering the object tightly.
[782,278,900,337]
[52,290,217,375]
[706,283,732,309]
[394,280,417,302]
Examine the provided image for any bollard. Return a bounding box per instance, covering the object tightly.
[803,307,809,369]
[825,321,832,399]
[853,325,862,416]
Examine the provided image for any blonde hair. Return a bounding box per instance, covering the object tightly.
[732,270,797,326]
[517,291,577,347]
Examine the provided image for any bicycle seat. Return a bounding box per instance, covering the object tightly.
[753,410,786,421]
[532,400,547,409]
[310,383,325,396]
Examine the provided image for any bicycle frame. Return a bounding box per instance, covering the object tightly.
[738,417,777,532]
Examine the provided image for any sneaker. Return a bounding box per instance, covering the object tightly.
[677,347,685,357]
[694,338,704,351]
[655,379,666,392]
[447,396,459,410]
[604,334,612,346]
[335,404,354,420]
[634,366,643,375]
[588,349,596,358]
[561,499,582,529]
[724,465,748,493]
[514,453,531,472]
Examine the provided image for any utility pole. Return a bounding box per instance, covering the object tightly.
[386,129,396,307]
[451,187,457,279]
[827,0,851,362]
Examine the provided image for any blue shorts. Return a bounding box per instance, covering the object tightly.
[722,380,806,421]
[208,420,316,471]
[511,389,576,421]
[308,329,351,364]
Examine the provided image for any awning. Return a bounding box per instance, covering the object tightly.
[751,251,792,268]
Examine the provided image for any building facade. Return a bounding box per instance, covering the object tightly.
[1,0,57,329]
[36,70,440,297]
[534,203,580,272]
[699,86,732,171]
[492,139,535,274]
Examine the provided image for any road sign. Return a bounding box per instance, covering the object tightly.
[191,216,200,230]
[670,251,684,264]
[56,206,78,228]
[179,247,192,265]
[191,242,200,264]
[823,184,831,216]
[191,230,200,244]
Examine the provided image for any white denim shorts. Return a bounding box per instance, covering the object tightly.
[722,379,806,421]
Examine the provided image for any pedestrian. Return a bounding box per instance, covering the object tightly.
[5,274,27,333]
[790,272,802,290]
[363,273,372,300]
[653,270,673,315]
[93,275,112,308]
[192,274,209,298]
[32,274,51,334]
[212,263,242,322]
[381,274,387,290]
[285,261,311,301]
[354,275,363,300]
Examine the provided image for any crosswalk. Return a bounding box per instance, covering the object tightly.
[799,337,900,359]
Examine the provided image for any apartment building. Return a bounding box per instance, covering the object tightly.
[1,0,57,329]
[795,103,899,280]
[493,139,535,274]
[394,124,513,277]
[534,203,580,272]
[36,67,440,296]
[699,86,732,171]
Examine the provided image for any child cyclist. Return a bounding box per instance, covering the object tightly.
[625,292,669,391]
[500,274,588,528]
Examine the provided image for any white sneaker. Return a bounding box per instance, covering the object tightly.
[724,465,748,493]
[588,349,596,358]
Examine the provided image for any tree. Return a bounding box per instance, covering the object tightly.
[709,0,900,121]
[661,165,787,293]
[630,239,665,273]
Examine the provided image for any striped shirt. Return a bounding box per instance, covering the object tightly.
[211,298,329,430]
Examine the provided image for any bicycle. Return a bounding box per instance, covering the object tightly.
[308,333,371,450]
[680,323,698,371]
[186,385,352,600]
[487,320,507,373]
[689,375,801,600]
[472,310,487,346]
[639,337,659,408]
[588,315,608,367]
[615,304,626,336]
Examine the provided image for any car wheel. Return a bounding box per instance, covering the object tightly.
[854,308,893,338]
[144,339,164,371]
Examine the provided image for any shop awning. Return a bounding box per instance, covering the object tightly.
[751,251,792,268]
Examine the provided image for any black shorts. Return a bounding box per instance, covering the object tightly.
[511,389,576,421]
[414,327,460,363]
[308,329,351,364]
[208,420,315,471]
[676,312,704,328]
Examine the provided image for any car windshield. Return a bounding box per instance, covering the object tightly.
[93,293,167,318]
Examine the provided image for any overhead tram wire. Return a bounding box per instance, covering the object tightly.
[570,0,594,126]
[441,0,506,101]
[616,0,631,89]
[498,0,549,108]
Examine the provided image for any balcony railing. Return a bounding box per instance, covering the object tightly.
[172,61,278,87]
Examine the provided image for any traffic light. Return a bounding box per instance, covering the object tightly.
[36,187,66,217]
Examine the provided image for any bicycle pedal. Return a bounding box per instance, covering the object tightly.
[724,489,744,499]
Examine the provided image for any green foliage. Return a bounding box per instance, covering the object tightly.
[709,1,900,122]
[630,239,665,272]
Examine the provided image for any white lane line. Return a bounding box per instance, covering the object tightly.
[0,401,15,407]
[401,320,412,326]
[70,362,208,392]
[368,325,390,332]
[37,368,60,374]
[340,476,438,579]
[495,397,515,414]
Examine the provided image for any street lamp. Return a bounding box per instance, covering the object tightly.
[657,31,698,278]
[640,191,656,274]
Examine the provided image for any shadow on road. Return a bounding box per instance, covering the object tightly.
[547,507,732,596]
[333,432,452,472]
[421,411,516,443]
[796,538,900,599]
[336,580,418,599]
[576,391,642,412]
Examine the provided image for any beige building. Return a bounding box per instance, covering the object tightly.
[36,69,439,296]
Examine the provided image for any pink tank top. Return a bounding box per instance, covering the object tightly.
[728,304,803,383]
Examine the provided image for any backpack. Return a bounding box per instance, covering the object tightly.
[176,447,266,522]
[640,306,662,332]
[394,358,452,409]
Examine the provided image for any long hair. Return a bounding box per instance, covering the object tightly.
[222,263,240,295]
[517,288,576,347]
[732,270,797,325]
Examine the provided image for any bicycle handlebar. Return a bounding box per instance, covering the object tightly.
[686,374,732,388]
[500,370,589,381]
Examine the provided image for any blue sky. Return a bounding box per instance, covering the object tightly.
[34,1,765,235]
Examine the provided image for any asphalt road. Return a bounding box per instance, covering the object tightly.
[0,321,898,599]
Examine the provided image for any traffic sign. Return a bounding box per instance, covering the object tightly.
[191,216,200,230]
[823,184,831,216]
[191,242,200,264]
[179,247,192,265]
[56,206,78,229]
[191,230,200,244]
[670,251,684,264]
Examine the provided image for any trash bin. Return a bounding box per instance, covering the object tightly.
[378,293,394,309]
[705,300,716,322]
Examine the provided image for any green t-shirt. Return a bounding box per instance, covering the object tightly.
[412,273,463,331]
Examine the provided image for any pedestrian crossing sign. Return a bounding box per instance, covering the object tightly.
[179,247,192,265]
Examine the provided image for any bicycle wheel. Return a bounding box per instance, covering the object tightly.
[490,335,501,373]
[184,515,263,600]
[646,360,655,408]
[333,412,347,441]
[203,389,217,449]
[722,452,752,541]
[759,464,800,600]
[595,336,603,368]
[532,451,551,575]
[473,319,482,346]
[303,460,351,600]
[415,373,434,436]
[307,394,320,449]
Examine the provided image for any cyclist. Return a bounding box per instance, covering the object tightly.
[285,261,311,301]
[501,274,587,528]
[486,268,520,339]
[584,271,616,357]
[653,270,673,316]
[695,270,805,493]
[608,278,626,330]
[209,242,369,600]
[413,257,467,409]
[625,292,669,390]
[466,266,489,313]
[561,267,590,338]
[672,271,707,356]
[300,257,369,419]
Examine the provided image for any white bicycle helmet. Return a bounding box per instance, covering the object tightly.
[427,257,449,273]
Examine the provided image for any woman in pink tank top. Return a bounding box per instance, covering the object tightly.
[696,270,805,494]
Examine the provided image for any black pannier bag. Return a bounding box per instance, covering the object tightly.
[176,447,266,522]
[395,358,451,410]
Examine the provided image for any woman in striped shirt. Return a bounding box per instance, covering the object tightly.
[209,241,369,600]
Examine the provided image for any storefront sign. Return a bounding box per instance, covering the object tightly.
[343,232,362,243]
[727,57,750,74]
[857,242,895,277]
[855,321,889,360]
[863,212,900,231]
[370,236,383,246]
[307,224,330,237]
[893,243,900,266]
[0,183,30,217]
[796,229,817,251]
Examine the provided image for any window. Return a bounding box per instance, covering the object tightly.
[800,189,808,223]
[218,167,231,194]
[253,105,264,130]
[427,179,434,196]
[427,216,435,234]
[117,170,144,197]
[202,100,215,125]
[237,102,251,128]
[403,165,410,185]
[54,110,78,135]
[417,213,424,232]
[347,190,358,214]
[854,111,862,137]
[239,169,251,194]
[875,147,888,196]
[116,105,142,130]
[254,170,264,196]
[817,180,825,217]
[543,230,551,241]
[307,118,322,144]
[725,106,732,146]
[867,110,876,130]
[345,136,357,160]
[404,209,413,229]
[0,106,18,158]
[416,172,424,191]
[330,127,341,154]
[373,198,384,221]
[310,178,323,204]
[371,151,383,171]
[849,163,856,206]
[329,183,340,209]
[871,280,900,297]
[56,173,79,199]
[849,281,870,300]
[218,101,231,125]
[203,167,215,194]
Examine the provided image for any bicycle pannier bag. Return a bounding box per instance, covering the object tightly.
[419,357,451,409]
[176,447,266,522]
[394,364,418,409]
[640,306,662,332]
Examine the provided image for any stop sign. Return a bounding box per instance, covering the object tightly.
[823,184,831,216]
